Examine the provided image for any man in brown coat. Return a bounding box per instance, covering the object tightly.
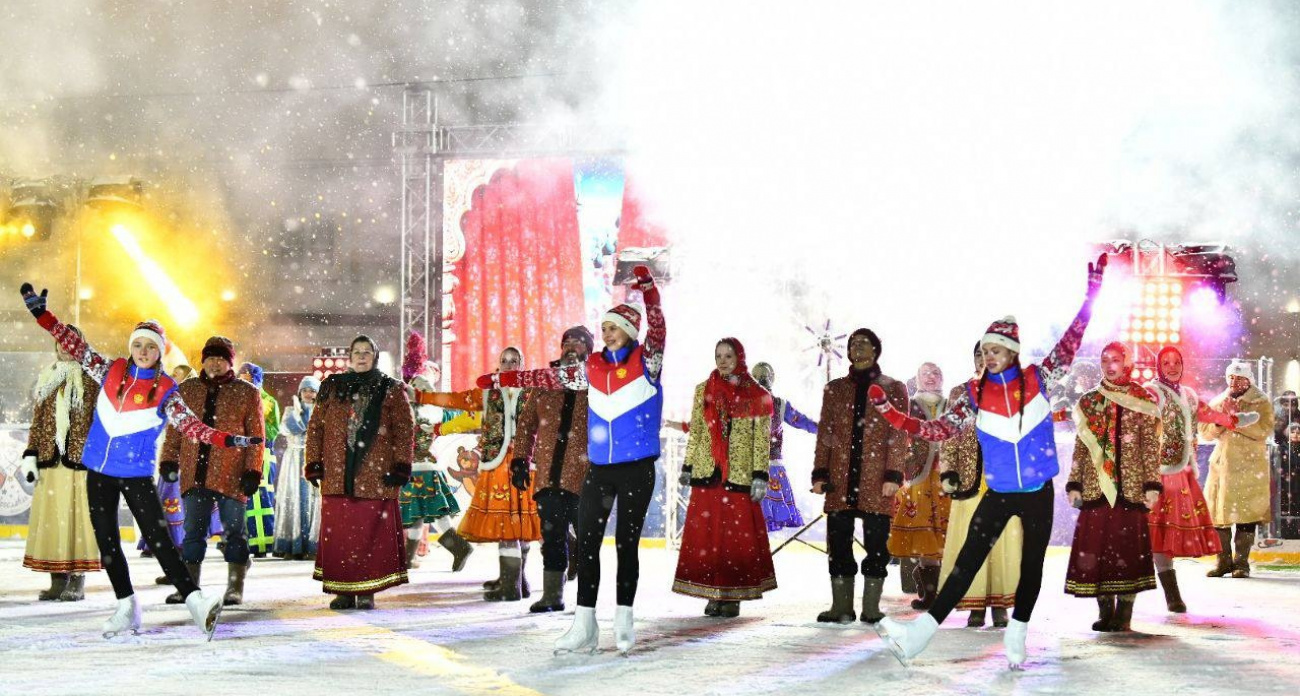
[511,326,594,613]
[811,328,909,625]
[159,336,265,606]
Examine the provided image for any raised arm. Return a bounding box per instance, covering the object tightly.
[784,401,819,434]
[20,283,112,384]
[415,388,486,412]
[282,402,308,436]
[1039,254,1108,387]
[635,267,666,381]
[482,365,588,391]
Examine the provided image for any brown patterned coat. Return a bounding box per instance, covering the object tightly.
[812,372,909,515]
[513,387,590,495]
[307,374,415,500]
[938,383,983,500]
[24,367,99,469]
[160,374,265,502]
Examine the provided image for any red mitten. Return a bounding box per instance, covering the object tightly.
[632,265,654,292]
[867,384,888,405]
[476,373,498,390]
[868,384,919,434]
[432,422,443,437]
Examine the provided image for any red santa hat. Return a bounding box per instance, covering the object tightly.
[981,316,1020,353]
[603,303,644,341]
[128,320,167,353]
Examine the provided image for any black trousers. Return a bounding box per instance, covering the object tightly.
[827,511,892,578]
[929,481,1054,624]
[86,470,199,600]
[535,488,580,573]
[574,458,656,607]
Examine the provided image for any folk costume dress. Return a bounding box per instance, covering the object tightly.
[22,361,102,575]
[414,387,540,543]
[273,396,321,557]
[888,391,952,562]
[401,407,479,527]
[1065,380,1162,598]
[306,369,415,596]
[762,397,817,531]
[245,386,280,556]
[673,342,778,602]
[1145,377,1232,558]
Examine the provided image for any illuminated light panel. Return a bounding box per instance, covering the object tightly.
[1171,333,1180,343]
[108,224,200,329]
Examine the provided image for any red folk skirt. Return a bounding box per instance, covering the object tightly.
[1065,502,1156,597]
[314,495,408,596]
[672,473,777,602]
[1149,467,1223,558]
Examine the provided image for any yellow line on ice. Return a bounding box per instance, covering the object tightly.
[277,608,543,696]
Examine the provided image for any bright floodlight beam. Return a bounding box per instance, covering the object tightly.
[108,224,201,329]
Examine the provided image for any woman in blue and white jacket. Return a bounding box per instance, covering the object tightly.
[20,283,260,641]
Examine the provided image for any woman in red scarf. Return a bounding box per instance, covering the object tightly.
[672,338,777,617]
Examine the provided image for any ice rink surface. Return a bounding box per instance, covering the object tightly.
[1,539,1297,696]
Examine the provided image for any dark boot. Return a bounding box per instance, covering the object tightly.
[1158,569,1187,613]
[910,564,940,610]
[404,536,421,570]
[859,577,885,624]
[329,594,357,610]
[704,601,722,617]
[966,609,988,628]
[155,574,172,586]
[520,543,532,598]
[166,562,201,604]
[59,573,86,602]
[484,556,523,602]
[991,607,1009,628]
[437,529,473,572]
[1232,526,1255,578]
[529,571,565,613]
[355,594,375,610]
[223,563,249,606]
[39,573,69,601]
[1112,594,1136,631]
[899,557,918,595]
[566,528,579,582]
[1207,527,1233,577]
[716,601,740,618]
[816,576,856,624]
[1092,595,1116,632]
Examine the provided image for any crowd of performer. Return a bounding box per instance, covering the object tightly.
[12,255,1281,667]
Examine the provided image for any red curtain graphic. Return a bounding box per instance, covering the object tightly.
[453,159,586,390]
[617,175,670,252]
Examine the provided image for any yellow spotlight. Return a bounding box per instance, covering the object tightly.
[21,223,35,238]
[1144,319,1155,330]
[1171,333,1180,343]
[1157,332,1168,343]
[79,287,94,301]
[1157,319,1168,330]
[221,289,237,302]
[109,224,200,329]
[1144,331,1156,342]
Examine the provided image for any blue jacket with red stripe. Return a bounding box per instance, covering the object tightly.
[81,360,179,478]
[586,342,664,465]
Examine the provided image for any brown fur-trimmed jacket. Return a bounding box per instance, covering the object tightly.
[1067,389,1162,507]
[306,374,415,500]
[160,373,265,502]
[24,368,99,470]
[513,387,590,496]
[812,370,909,516]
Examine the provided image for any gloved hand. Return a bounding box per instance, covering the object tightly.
[412,374,436,393]
[678,467,691,488]
[384,463,412,488]
[1068,490,1083,509]
[631,265,655,293]
[223,434,264,448]
[939,471,959,495]
[240,470,262,497]
[20,455,39,485]
[1086,253,1109,297]
[509,457,531,491]
[749,477,766,503]
[476,373,500,390]
[305,461,324,487]
[1233,411,1260,429]
[867,384,920,435]
[160,460,180,483]
[19,283,48,318]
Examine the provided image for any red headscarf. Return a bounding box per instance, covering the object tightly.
[703,338,774,467]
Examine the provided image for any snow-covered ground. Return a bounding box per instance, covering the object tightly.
[0,538,1297,696]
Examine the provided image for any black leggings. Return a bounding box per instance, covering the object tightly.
[574,458,656,607]
[929,480,1054,624]
[535,488,581,573]
[86,470,199,600]
[827,511,892,578]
